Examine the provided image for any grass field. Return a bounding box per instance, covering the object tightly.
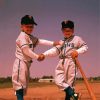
[0,81,100,100]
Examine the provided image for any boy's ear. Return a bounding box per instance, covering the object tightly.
[21,24,23,27]
[21,24,24,28]
[21,25,24,30]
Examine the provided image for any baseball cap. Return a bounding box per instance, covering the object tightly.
[21,15,37,25]
[61,20,74,29]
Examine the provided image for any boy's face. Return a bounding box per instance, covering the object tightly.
[62,28,74,38]
[21,24,34,34]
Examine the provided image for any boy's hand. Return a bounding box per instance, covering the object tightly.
[71,50,78,59]
[37,54,45,61]
[53,40,64,46]
[53,41,60,46]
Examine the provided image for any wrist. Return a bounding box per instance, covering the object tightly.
[37,55,39,59]
[53,41,60,46]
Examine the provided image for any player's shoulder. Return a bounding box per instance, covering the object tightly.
[74,35,82,40]
[59,40,64,45]
[18,31,29,39]
[16,31,29,43]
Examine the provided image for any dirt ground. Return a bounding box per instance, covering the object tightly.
[0,82,100,100]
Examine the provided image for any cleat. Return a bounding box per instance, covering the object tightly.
[71,93,82,100]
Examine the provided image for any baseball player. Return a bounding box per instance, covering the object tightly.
[40,20,88,100]
[12,15,60,100]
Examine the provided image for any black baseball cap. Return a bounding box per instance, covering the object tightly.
[21,15,37,25]
[61,20,74,29]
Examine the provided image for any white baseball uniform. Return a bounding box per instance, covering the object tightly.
[12,31,54,95]
[43,35,88,90]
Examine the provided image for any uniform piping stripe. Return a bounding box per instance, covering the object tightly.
[17,59,20,82]
[72,61,77,87]
[55,47,60,54]
[20,44,29,48]
[79,43,87,48]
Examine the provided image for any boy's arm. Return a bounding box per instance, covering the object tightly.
[76,44,88,54]
[76,37,88,54]
[22,45,39,59]
[43,45,61,57]
[19,34,39,59]
[71,37,88,59]
[37,46,60,61]
[37,42,63,61]
[38,39,60,46]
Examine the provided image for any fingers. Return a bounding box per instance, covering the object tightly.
[53,40,64,46]
[37,54,45,61]
[53,41,60,46]
[71,50,78,59]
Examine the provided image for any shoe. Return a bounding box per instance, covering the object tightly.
[64,86,79,100]
[71,93,79,100]
[64,86,74,97]
[16,89,24,100]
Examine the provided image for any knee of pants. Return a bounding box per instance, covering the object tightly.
[55,79,69,90]
[55,77,65,87]
[67,74,75,86]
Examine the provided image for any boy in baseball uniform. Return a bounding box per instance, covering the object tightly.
[12,15,60,100]
[41,20,88,100]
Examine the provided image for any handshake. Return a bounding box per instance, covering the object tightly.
[37,41,62,61]
[37,54,45,61]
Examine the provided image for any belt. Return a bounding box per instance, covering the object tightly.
[28,60,33,63]
[59,55,71,59]
[16,58,33,63]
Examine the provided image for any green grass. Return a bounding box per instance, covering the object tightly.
[0,82,55,89]
[0,80,100,89]
[0,82,13,88]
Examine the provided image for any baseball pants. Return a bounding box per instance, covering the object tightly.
[55,58,77,90]
[12,58,31,95]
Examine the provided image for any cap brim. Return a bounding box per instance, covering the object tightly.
[34,22,37,25]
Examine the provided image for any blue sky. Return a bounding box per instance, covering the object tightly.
[0,0,100,77]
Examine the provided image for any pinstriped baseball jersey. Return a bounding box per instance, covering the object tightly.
[15,31,35,62]
[44,35,88,57]
[15,31,54,62]
[59,35,88,58]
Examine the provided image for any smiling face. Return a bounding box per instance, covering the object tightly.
[62,28,74,38]
[21,24,34,34]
